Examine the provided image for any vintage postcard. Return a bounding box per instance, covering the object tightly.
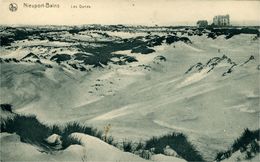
[0,0,259,161]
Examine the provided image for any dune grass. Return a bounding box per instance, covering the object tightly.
[0,114,83,151]
[122,140,134,152]
[0,105,103,152]
[143,132,204,161]
[215,128,260,161]
[1,104,204,161]
[1,114,52,149]
[1,112,204,161]
[0,104,13,113]
[117,132,204,161]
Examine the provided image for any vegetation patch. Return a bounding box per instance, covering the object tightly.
[0,105,102,152]
[1,104,204,161]
[144,132,204,161]
[215,128,260,161]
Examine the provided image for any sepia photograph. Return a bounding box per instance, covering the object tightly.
[0,0,259,161]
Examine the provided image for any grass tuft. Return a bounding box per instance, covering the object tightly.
[0,113,103,152]
[215,128,260,161]
[232,128,259,151]
[1,114,54,151]
[122,140,133,152]
[144,132,204,161]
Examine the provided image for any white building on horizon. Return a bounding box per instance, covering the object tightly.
[213,15,230,26]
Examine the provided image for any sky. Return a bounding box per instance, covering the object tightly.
[0,0,259,26]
